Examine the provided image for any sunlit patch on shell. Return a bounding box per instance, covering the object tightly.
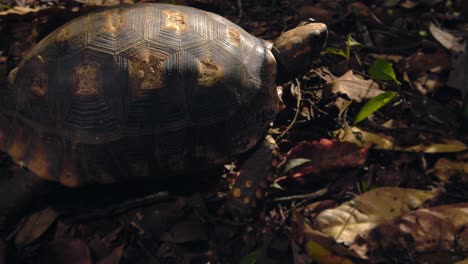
[163,10,188,32]
[197,58,222,87]
[129,53,165,91]
[60,158,80,187]
[226,27,241,47]
[31,69,48,96]
[232,187,242,198]
[74,63,102,96]
[102,11,126,36]
[244,179,253,188]
[56,28,70,43]
[27,139,53,181]
[7,128,30,163]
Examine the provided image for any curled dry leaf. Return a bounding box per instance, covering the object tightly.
[369,203,468,262]
[369,210,455,262]
[292,212,358,263]
[324,70,384,103]
[0,6,41,16]
[404,50,451,94]
[433,157,468,183]
[338,127,468,153]
[314,187,437,249]
[15,208,59,247]
[281,139,369,178]
[429,22,464,53]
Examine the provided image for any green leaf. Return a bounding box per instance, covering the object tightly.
[346,34,364,47]
[353,91,397,125]
[240,249,264,264]
[368,59,401,85]
[282,158,311,174]
[323,47,349,59]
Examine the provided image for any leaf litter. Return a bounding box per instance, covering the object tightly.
[0,0,468,263]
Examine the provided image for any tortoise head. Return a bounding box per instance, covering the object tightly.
[272,22,327,84]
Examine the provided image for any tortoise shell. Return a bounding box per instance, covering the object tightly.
[0,4,279,187]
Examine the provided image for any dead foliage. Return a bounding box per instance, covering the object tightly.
[0,0,467,263]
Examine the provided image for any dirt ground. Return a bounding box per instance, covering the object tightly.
[0,0,467,263]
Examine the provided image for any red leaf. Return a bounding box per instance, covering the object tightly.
[285,139,369,178]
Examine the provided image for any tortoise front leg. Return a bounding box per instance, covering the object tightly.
[225,135,279,219]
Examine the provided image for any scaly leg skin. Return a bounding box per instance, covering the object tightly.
[226,135,279,220]
[0,168,57,237]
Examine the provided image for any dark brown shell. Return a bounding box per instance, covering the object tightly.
[0,4,279,186]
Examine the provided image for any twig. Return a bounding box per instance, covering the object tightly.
[272,187,328,203]
[277,78,301,140]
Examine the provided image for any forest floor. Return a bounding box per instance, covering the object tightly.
[0,0,467,263]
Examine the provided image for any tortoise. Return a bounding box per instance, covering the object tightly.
[0,4,327,227]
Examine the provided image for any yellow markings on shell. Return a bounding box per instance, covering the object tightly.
[56,28,70,42]
[31,69,48,96]
[60,171,80,187]
[129,54,165,91]
[74,63,101,96]
[198,58,222,87]
[226,27,241,47]
[244,179,253,188]
[60,159,80,187]
[103,11,125,35]
[232,187,242,198]
[163,10,188,32]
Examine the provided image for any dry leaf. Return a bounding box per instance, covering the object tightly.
[282,139,369,178]
[338,127,468,153]
[369,203,468,262]
[429,22,464,52]
[433,158,468,183]
[325,71,383,103]
[15,208,59,247]
[314,187,437,246]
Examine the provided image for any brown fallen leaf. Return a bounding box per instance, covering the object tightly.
[281,139,369,178]
[324,70,384,103]
[0,6,41,16]
[15,207,59,247]
[292,212,359,262]
[314,187,437,257]
[404,50,451,94]
[369,203,468,263]
[43,238,91,264]
[338,127,468,153]
[432,157,468,183]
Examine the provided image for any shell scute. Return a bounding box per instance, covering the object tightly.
[1,4,279,184]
